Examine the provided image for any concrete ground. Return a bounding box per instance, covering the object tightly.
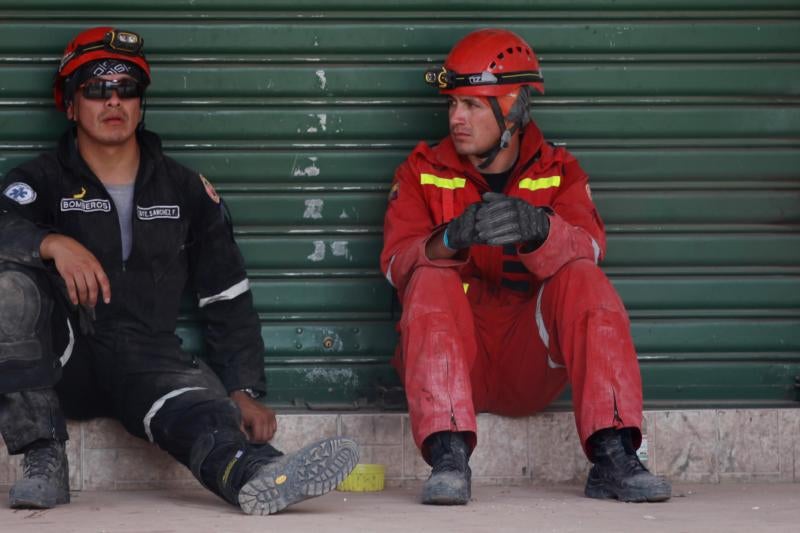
[0,483,798,533]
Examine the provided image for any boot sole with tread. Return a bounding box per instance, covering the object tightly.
[237,437,358,515]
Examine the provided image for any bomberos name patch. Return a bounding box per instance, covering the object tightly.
[60,198,111,212]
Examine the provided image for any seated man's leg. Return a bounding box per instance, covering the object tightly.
[0,263,70,508]
[395,266,478,505]
[540,258,671,502]
[116,356,357,515]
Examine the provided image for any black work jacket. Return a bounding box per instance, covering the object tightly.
[0,128,266,395]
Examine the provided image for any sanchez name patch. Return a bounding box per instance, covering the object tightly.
[60,198,111,212]
[137,205,180,220]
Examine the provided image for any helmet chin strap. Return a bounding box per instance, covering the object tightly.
[137,95,147,132]
[477,96,519,170]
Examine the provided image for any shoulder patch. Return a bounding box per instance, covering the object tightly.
[3,182,37,205]
[388,181,399,201]
[200,174,220,204]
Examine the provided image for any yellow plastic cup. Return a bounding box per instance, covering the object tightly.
[337,463,385,492]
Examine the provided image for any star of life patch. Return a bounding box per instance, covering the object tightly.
[3,182,37,205]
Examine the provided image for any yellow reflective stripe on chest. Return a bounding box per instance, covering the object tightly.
[518,175,561,191]
[420,173,467,189]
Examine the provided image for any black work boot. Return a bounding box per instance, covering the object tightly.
[9,439,70,509]
[237,437,359,515]
[585,428,671,502]
[192,432,359,515]
[421,431,471,505]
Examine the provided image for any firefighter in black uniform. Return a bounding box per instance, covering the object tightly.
[0,26,358,515]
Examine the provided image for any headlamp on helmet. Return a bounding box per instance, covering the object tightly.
[106,30,142,53]
[424,65,542,91]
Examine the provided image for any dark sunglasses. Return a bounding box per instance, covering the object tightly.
[80,78,144,100]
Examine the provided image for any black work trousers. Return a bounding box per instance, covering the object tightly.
[0,260,244,468]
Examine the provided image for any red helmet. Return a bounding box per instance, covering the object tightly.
[53,26,151,111]
[425,28,544,96]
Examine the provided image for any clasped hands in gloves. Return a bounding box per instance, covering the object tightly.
[445,192,550,250]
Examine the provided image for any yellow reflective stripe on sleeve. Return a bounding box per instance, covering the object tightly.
[463,283,470,294]
[518,175,561,192]
[420,173,467,190]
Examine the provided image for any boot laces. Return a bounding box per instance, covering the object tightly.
[23,441,63,480]
[428,433,469,475]
[618,449,648,476]
[431,451,467,475]
[600,433,649,477]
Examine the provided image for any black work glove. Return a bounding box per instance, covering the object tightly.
[475,192,550,247]
[444,202,485,250]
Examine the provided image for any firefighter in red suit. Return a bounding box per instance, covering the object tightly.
[380,28,671,505]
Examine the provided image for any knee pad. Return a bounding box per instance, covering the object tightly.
[146,390,242,464]
[0,269,46,362]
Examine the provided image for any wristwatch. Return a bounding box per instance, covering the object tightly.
[237,388,260,399]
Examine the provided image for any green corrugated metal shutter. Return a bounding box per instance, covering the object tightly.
[1,1,798,409]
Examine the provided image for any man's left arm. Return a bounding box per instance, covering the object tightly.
[519,154,606,279]
[186,173,275,441]
[475,154,605,280]
[517,155,606,279]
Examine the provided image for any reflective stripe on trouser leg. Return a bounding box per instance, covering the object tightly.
[535,281,564,369]
[143,387,206,442]
[385,255,396,287]
[537,259,643,455]
[59,318,74,368]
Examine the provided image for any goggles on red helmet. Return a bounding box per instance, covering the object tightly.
[424,65,543,91]
[58,30,145,75]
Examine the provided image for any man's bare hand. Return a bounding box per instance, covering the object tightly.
[230,390,277,443]
[40,234,111,307]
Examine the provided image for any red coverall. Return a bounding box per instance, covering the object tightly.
[380,122,643,459]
